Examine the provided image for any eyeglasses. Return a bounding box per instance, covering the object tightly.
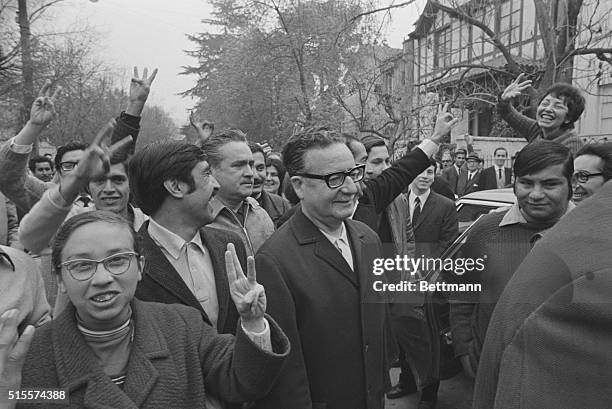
[573,171,604,184]
[295,164,366,189]
[572,171,604,183]
[60,252,139,281]
[59,161,79,172]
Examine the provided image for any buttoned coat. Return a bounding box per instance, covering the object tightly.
[440,165,460,194]
[135,223,244,334]
[19,300,290,409]
[410,191,459,259]
[457,169,483,197]
[254,207,388,409]
[480,166,512,191]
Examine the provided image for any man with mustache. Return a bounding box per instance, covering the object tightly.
[250,143,291,227]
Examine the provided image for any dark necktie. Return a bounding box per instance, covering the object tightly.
[498,168,502,180]
[412,197,421,229]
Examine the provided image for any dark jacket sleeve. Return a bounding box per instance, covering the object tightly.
[496,98,540,143]
[254,250,313,409]
[196,310,290,403]
[364,148,430,214]
[111,111,141,159]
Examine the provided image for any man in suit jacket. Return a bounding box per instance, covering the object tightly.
[456,152,483,197]
[480,147,512,190]
[255,130,390,409]
[440,148,467,195]
[128,141,245,335]
[473,181,612,409]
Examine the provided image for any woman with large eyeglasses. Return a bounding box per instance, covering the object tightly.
[18,211,289,408]
[572,143,612,204]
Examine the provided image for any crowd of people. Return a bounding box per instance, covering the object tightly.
[1,65,612,409]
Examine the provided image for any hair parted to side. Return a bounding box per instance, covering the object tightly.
[28,155,54,172]
[201,129,248,168]
[128,141,206,216]
[493,147,508,156]
[52,211,139,275]
[249,142,265,156]
[513,141,574,198]
[539,82,585,129]
[361,135,387,155]
[282,128,344,176]
[55,141,88,171]
[575,142,612,181]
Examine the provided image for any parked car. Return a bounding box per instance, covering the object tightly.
[456,188,515,232]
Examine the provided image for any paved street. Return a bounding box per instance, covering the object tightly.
[386,369,474,409]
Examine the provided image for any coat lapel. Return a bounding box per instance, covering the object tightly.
[199,228,231,331]
[414,193,437,231]
[52,305,140,409]
[122,300,171,407]
[291,207,358,288]
[138,224,207,318]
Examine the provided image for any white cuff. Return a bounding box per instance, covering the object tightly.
[241,317,272,352]
[9,137,33,154]
[417,138,439,157]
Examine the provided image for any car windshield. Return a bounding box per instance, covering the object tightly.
[457,203,502,232]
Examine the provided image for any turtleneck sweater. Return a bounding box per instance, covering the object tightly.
[448,208,559,366]
[77,310,133,387]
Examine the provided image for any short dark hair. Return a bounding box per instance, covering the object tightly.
[513,141,573,198]
[575,142,612,181]
[249,142,265,156]
[428,157,438,172]
[455,148,467,157]
[128,141,206,216]
[361,135,387,155]
[52,211,139,275]
[282,128,344,176]
[55,141,88,172]
[28,155,54,172]
[202,129,248,168]
[493,147,508,157]
[539,83,585,129]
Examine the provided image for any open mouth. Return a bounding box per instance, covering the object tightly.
[100,197,120,204]
[90,291,119,304]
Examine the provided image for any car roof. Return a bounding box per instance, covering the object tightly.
[459,188,515,203]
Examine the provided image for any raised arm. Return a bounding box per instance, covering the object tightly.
[111,67,158,157]
[0,83,60,212]
[18,122,132,254]
[365,104,459,213]
[497,74,540,142]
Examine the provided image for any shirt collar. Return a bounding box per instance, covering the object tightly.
[147,218,205,260]
[209,196,259,219]
[319,222,348,245]
[499,201,576,227]
[410,188,431,206]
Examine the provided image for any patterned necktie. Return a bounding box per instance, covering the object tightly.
[412,197,421,228]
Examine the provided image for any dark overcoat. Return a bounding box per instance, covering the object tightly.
[254,207,388,409]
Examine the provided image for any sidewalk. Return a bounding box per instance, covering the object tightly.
[386,369,474,409]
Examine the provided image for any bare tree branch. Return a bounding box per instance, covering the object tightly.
[349,0,418,23]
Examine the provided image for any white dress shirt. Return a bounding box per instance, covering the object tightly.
[147,219,220,327]
[319,222,354,271]
[408,188,431,221]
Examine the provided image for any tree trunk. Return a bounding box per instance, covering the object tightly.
[18,0,37,154]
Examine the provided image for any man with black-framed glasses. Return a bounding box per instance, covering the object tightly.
[253,106,456,409]
[571,143,612,204]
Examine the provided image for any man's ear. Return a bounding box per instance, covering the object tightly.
[163,179,185,199]
[57,273,67,294]
[291,176,305,200]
